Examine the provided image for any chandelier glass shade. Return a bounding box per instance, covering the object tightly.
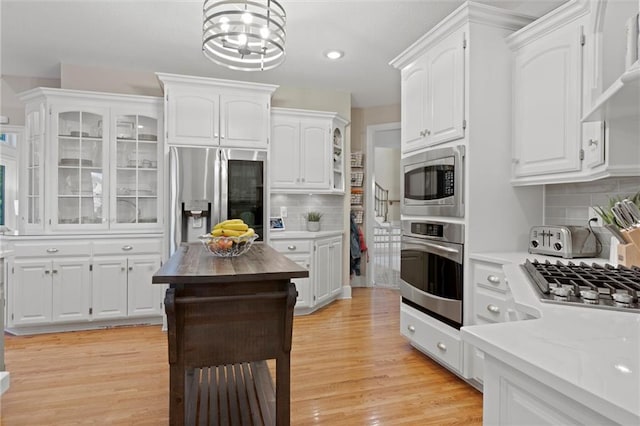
[202,0,286,71]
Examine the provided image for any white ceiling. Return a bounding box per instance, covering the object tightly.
[0,0,567,108]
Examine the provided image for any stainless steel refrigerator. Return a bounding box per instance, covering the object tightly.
[169,146,266,254]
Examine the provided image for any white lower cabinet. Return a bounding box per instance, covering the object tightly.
[470,258,525,384]
[270,233,343,314]
[400,303,462,373]
[6,236,163,334]
[11,257,91,325]
[483,354,614,425]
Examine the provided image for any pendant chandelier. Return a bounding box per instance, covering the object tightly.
[202,0,286,71]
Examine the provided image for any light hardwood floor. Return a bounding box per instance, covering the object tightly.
[1,288,482,425]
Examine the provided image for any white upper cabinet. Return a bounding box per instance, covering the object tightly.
[397,28,465,155]
[17,88,164,234]
[157,73,277,149]
[511,20,584,178]
[508,0,640,185]
[270,108,348,193]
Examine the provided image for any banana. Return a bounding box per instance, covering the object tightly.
[222,223,248,231]
[221,228,245,237]
[211,228,224,237]
[239,228,255,238]
[213,219,245,230]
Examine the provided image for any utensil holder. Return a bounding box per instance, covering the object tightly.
[617,243,640,267]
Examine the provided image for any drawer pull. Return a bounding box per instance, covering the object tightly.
[487,275,500,284]
[46,248,59,254]
[407,325,416,333]
[287,245,296,251]
[436,342,447,352]
[487,304,500,314]
[122,245,133,251]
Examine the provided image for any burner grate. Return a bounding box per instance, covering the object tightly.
[522,259,640,312]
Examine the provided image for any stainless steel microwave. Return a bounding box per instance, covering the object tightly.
[401,145,464,217]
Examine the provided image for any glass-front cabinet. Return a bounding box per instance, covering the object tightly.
[112,113,160,228]
[53,108,108,229]
[17,88,163,234]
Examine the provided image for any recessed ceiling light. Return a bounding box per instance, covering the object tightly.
[325,50,344,60]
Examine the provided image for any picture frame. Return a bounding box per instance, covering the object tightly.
[269,216,285,231]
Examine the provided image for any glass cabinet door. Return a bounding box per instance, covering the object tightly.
[55,109,106,227]
[25,108,45,230]
[114,114,159,226]
[332,127,344,192]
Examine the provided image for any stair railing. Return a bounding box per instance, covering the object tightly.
[374,182,389,223]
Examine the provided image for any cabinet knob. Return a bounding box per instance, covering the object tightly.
[129,266,133,271]
[44,270,51,274]
[419,130,425,137]
[436,342,447,352]
[487,275,500,284]
[588,138,598,147]
[407,325,416,332]
[512,158,520,164]
[425,129,431,136]
[301,178,305,182]
[46,248,59,254]
[122,245,133,251]
[121,266,126,271]
[52,269,58,274]
[487,304,500,314]
[287,245,296,251]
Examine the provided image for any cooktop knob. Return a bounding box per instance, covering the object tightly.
[553,242,563,251]
[612,293,632,305]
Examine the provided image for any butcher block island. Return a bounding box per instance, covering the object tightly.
[152,242,309,426]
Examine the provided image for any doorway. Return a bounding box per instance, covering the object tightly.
[364,122,401,288]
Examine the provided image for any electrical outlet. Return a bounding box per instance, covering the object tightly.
[280,206,287,218]
[588,207,602,226]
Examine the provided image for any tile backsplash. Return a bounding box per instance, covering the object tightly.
[270,194,344,231]
[545,177,640,258]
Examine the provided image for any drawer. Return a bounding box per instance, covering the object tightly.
[400,303,462,373]
[93,239,162,256]
[474,290,515,323]
[13,241,91,258]
[270,239,311,254]
[473,261,508,293]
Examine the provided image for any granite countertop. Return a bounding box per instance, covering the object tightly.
[152,242,309,285]
[462,251,640,425]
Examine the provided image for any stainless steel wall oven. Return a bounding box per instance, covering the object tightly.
[400,220,464,329]
[401,145,464,217]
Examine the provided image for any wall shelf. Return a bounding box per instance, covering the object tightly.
[582,61,640,123]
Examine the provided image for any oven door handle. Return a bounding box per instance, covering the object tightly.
[402,238,463,264]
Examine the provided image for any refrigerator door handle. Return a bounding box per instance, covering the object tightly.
[169,146,182,255]
[218,148,227,223]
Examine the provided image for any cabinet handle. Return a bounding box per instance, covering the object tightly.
[436,342,447,352]
[46,248,59,253]
[487,275,500,284]
[287,245,296,251]
[407,325,416,333]
[487,304,500,314]
[588,139,598,147]
[122,245,133,251]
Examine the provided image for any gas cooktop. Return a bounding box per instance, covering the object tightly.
[522,259,640,313]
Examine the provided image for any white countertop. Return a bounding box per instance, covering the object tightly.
[462,251,640,425]
[269,230,344,239]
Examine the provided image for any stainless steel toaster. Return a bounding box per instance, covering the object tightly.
[528,225,599,259]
